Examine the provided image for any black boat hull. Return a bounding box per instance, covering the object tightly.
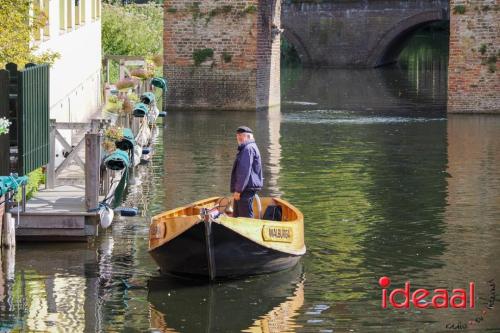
[149,221,302,279]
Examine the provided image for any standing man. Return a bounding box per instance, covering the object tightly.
[230,126,264,218]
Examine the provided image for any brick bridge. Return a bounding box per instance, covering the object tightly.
[282,0,449,68]
[164,0,499,113]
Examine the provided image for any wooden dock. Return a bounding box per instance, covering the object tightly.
[4,93,162,242]
[10,121,102,242]
[11,185,98,241]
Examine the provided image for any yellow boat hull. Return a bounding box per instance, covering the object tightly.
[149,196,306,279]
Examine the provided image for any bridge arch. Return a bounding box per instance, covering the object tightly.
[281,24,313,66]
[368,10,449,67]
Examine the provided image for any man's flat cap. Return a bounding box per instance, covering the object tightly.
[236,126,253,134]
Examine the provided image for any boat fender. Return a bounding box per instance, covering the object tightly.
[158,111,167,118]
[119,207,139,217]
[133,145,142,167]
[100,206,114,229]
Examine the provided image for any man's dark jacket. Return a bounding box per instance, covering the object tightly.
[230,140,263,193]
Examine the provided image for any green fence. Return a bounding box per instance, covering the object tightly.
[0,70,9,176]
[0,63,50,176]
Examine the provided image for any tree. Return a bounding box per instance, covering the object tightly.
[0,0,58,67]
[102,2,163,57]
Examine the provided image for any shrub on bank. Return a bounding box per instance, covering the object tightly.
[14,168,45,202]
[102,2,163,58]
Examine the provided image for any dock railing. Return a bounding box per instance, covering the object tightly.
[46,119,110,211]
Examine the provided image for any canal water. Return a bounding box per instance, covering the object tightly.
[2,32,500,332]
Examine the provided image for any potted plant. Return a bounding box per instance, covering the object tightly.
[115,78,136,92]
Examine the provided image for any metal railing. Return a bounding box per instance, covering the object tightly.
[0,63,50,176]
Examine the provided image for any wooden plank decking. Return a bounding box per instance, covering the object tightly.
[8,123,103,242]
[11,185,99,241]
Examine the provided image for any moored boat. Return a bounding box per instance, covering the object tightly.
[148,196,306,280]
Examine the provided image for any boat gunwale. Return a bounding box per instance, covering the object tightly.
[149,196,306,256]
[151,196,304,223]
[151,196,220,221]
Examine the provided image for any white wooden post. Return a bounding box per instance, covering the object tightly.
[2,212,15,248]
[85,133,101,211]
[46,119,56,189]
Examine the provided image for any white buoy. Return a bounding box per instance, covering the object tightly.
[99,206,114,229]
[133,145,142,167]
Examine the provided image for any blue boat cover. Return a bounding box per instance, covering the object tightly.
[103,149,130,171]
[133,103,148,117]
[141,92,156,105]
[115,128,136,151]
[151,77,167,91]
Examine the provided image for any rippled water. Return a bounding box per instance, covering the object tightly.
[2,32,500,332]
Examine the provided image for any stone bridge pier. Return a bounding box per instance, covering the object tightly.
[282,0,450,68]
[448,0,499,113]
[163,0,281,111]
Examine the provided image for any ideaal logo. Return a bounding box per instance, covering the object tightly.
[378,277,496,330]
[378,276,475,309]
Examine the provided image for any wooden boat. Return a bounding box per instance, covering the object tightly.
[149,196,306,280]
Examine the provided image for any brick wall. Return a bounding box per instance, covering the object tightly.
[163,0,280,110]
[448,1,499,113]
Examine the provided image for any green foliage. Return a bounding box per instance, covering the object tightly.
[193,48,214,66]
[479,44,487,55]
[243,5,257,14]
[188,3,255,24]
[210,5,231,16]
[487,55,497,73]
[166,6,177,13]
[222,51,232,63]
[14,168,44,202]
[190,2,233,23]
[0,0,59,67]
[453,5,466,15]
[104,126,124,141]
[188,2,202,20]
[102,3,163,57]
[207,5,233,21]
[104,95,124,113]
[281,38,301,67]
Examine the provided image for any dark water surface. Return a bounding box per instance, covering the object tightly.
[2,33,500,332]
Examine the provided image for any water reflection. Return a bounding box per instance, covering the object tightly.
[282,67,447,115]
[429,115,500,330]
[148,264,304,333]
[398,28,449,98]
[282,30,448,115]
[0,244,96,332]
[161,108,284,210]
